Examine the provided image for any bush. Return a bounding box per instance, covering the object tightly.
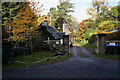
[88,34,97,44]
[99,21,115,31]
[99,21,120,31]
[112,21,120,30]
[32,32,43,52]
[82,28,96,41]
[11,41,29,56]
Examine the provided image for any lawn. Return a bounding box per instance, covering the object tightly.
[3,51,72,71]
[76,41,95,49]
[92,52,120,60]
[82,42,120,60]
[82,42,95,49]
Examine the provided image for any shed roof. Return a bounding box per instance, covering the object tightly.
[106,29,119,33]
[98,29,119,34]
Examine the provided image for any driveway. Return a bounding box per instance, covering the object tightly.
[2,46,119,78]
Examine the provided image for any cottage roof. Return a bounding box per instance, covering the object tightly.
[46,26,65,39]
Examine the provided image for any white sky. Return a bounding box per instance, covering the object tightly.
[32,0,120,22]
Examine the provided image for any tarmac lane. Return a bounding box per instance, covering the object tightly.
[2,46,119,78]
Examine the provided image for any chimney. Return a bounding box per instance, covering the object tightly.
[43,17,48,26]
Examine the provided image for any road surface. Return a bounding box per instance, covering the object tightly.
[2,46,119,78]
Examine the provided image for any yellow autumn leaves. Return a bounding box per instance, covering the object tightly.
[37,15,50,26]
[76,20,88,41]
[98,21,115,32]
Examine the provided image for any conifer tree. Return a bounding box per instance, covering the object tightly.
[48,0,74,32]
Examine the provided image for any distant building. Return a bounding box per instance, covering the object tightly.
[63,23,71,35]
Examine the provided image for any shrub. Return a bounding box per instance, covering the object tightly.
[88,34,97,44]
[99,21,115,31]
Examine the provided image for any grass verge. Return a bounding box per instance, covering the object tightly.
[3,51,72,71]
[91,52,120,60]
[78,53,89,58]
[82,42,95,49]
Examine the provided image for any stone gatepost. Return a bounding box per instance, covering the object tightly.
[95,33,108,54]
[62,35,69,53]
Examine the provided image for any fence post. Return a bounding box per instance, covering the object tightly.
[62,35,69,53]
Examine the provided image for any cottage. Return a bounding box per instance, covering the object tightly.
[39,19,65,40]
[39,19,70,53]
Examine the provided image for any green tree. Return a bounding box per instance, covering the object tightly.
[98,21,115,31]
[48,8,57,28]
[87,0,120,31]
[87,0,109,28]
[99,6,120,31]
[109,6,120,21]
[48,0,74,32]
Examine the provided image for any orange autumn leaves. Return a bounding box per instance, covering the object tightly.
[7,1,43,42]
[76,20,88,41]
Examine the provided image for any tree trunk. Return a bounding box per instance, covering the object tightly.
[28,39,33,53]
[39,42,42,51]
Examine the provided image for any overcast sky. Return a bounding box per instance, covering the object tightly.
[32,0,120,22]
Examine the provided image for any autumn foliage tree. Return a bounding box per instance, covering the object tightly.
[8,1,43,43]
[67,15,77,43]
[2,2,26,40]
[7,1,43,53]
[76,20,88,41]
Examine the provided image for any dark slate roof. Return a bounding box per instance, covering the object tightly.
[46,26,65,39]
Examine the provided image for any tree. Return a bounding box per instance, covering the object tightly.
[48,8,57,28]
[67,15,77,43]
[2,2,26,40]
[7,1,43,53]
[87,0,109,28]
[76,20,88,41]
[87,0,120,32]
[48,0,74,32]
[98,5,120,31]
[109,6,120,21]
[87,0,107,20]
